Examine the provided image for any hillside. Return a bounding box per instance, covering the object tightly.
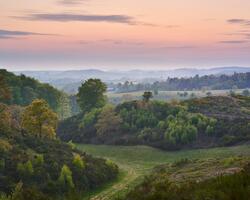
[77,144,250,200]
[122,158,250,200]
[0,69,72,119]
[0,73,119,199]
[58,95,250,150]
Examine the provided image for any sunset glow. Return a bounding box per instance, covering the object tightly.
[1,0,250,70]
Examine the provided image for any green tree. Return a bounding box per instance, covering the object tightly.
[17,161,34,178]
[58,165,74,189]
[142,91,153,102]
[77,79,107,112]
[21,99,58,139]
[72,154,85,170]
[242,89,250,96]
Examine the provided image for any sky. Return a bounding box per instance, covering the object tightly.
[0,0,250,71]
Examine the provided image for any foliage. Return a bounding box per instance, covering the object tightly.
[58,165,75,189]
[142,91,153,102]
[115,72,250,92]
[95,106,122,137]
[0,103,12,133]
[58,95,250,150]
[77,79,107,112]
[0,103,118,199]
[0,69,71,119]
[21,99,58,139]
[80,108,101,129]
[242,89,250,96]
[57,93,72,120]
[0,75,11,104]
[0,127,118,199]
[17,161,34,178]
[72,154,85,170]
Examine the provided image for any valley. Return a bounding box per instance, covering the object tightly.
[77,144,250,200]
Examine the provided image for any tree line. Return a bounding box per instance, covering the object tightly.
[115,72,250,92]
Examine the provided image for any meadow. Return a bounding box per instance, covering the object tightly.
[77,144,250,200]
[107,89,247,104]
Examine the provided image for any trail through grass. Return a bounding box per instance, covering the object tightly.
[77,144,250,200]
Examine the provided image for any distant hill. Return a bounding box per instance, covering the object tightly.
[13,67,250,93]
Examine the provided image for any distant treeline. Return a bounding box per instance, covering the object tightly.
[115,72,250,92]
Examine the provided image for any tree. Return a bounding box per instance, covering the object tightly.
[57,93,72,120]
[77,79,107,112]
[242,89,250,96]
[0,75,11,103]
[206,91,212,97]
[72,154,85,170]
[153,89,159,96]
[142,91,153,102]
[17,160,34,178]
[21,99,58,139]
[0,103,11,133]
[95,106,122,137]
[58,165,74,189]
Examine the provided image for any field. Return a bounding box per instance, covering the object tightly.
[77,144,250,200]
[107,89,247,104]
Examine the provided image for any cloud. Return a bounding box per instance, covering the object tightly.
[164,25,180,29]
[13,12,162,27]
[77,39,144,46]
[219,40,249,44]
[227,19,250,26]
[14,13,137,25]
[58,0,88,5]
[0,29,58,39]
[99,39,144,46]
[160,45,196,49]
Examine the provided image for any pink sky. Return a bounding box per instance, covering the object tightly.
[0,0,250,70]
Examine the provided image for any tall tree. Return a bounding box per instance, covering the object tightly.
[21,99,58,139]
[95,106,122,137]
[57,93,72,120]
[77,79,107,112]
[142,91,153,102]
[0,75,11,103]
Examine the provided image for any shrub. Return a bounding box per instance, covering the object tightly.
[58,165,75,189]
[72,154,85,170]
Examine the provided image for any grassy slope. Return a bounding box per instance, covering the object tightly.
[77,144,250,200]
[107,89,246,99]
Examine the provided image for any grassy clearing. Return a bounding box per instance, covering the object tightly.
[77,144,250,200]
[107,89,248,104]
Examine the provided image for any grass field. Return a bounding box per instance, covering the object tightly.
[107,89,248,104]
[77,144,250,200]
